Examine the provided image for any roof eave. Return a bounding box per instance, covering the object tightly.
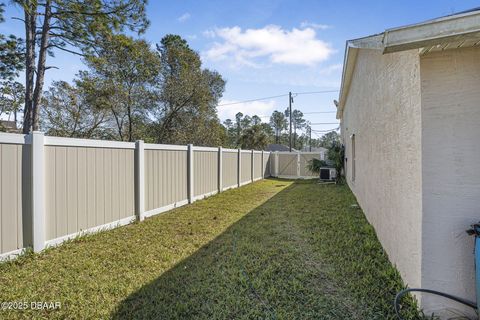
[383,10,480,53]
[336,9,480,120]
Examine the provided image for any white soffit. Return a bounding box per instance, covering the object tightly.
[383,9,480,53]
[337,9,480,119]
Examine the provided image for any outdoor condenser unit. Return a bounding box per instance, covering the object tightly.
[319,167,336,181]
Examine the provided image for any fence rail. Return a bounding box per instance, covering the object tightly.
[0,131,322,260]
[0,132,275,260]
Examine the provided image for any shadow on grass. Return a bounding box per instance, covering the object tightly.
[111,181,422,320]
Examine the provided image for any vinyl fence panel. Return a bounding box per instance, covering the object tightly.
[193,148,218,199]
[0,137,31,256]
[253,152,263,180]
[272,152,323,179]
[299,153,320,177]
[240,151,252,184]
[144,147,188,215]
[44,144,135,242]
[277,153,298,177]
[263,152,271,177]
[222,149,238,190]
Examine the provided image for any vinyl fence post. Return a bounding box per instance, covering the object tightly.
[135,140,145,221]
[251,150,254,182]
[187,144,194,203]
[218,147,223,192]
[237,149,241,187]
[261,150,264,179]
[31,131,45,252]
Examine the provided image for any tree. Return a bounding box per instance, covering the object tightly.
[260,122,274,143]
[319,131,340,149]
[269,110,287,143]
[306,158,328,175]
[11,0,149,133]
[327,141,345,184]
[81,34,160,141]
[224,113,274,148]
[40,80,110,138]
[0,2,25,130]
[251,115,261,126]
[239,124,269,150]
[153,34,225,145]
[296,132,309,151]
[0,3,24,81]
[226,113,254,148]
[0,80,24,125]
[292,109,306,148]
[241,115,252,130]
[223,118,236,147]
[234,112,244,146]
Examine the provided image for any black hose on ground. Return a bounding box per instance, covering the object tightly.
[394,288,477,320]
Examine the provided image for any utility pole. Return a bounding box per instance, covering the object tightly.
[289,91,292,152]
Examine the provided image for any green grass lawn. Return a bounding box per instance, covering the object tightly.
[0,179,423,319]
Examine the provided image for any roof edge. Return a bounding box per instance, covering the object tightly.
[336,8,480,119]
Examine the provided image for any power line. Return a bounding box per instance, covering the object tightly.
[311,128,340,138]
[217,94,289,106]
[309,122,339,125]
[303,111,336,114]
[311,130,337,139]
[217,89,339,107]
[256,110,335,118]
[293,90,339,95]
[312,128,340,133]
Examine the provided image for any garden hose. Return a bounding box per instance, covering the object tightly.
[395,223,480,319]
[394,288,477,320]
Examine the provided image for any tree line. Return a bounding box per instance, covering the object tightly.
[0,1,339,150]
[223,110,339,150]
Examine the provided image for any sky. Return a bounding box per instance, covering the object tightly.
[1,0,479,138]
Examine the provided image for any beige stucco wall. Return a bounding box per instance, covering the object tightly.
[341,48,423,291]
[420,46,480,316]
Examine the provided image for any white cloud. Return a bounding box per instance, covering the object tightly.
[217,99,276,121]
[203,25,334,67]
[177,12,191,22]
[202,29,216,38]
[300,21,331,30]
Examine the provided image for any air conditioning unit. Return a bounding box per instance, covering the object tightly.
[319,167,336,181]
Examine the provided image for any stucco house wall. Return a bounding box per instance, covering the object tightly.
[341,48,423,290]
[420,46,480,315]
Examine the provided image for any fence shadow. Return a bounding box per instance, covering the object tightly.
[111,181,362,320]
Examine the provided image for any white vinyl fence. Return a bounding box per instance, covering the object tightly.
[270,151,324,179]
[0,132,273,260]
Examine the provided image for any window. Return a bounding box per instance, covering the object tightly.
[351,134,356,182]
